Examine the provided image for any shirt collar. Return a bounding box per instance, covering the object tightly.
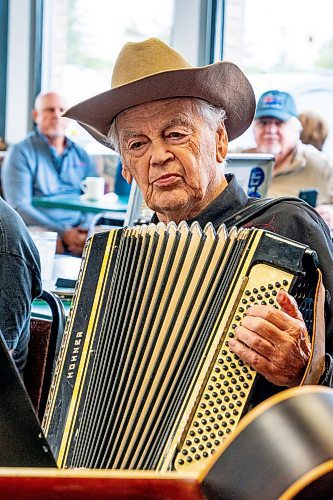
[152,174,249,227]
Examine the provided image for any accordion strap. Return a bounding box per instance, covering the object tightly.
[223,196,307,230]
[301,268,326,385]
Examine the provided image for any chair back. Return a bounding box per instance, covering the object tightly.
[24,290,66,420]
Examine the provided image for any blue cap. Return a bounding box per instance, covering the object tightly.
[255,90,297,121]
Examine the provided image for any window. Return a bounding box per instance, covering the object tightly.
[42,0,175,153]
[223,0,333,151]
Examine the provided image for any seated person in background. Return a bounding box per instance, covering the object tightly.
[0,197,41,372]
[299,110,328,151]
[64,38,333,396]
[244,90,333,228]
[1,91,99,256]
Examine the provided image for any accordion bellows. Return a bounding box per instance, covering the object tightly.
[43,222,319,472]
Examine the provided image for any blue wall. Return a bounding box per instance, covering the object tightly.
[0,0,8,140]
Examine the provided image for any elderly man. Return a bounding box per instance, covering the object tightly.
[63,38,333,395]
[247,90,333,226]
[2,91,98,256]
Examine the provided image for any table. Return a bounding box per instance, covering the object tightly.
[32,193,128,215]
[32,297,72,320]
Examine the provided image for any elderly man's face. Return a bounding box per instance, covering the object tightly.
[117,98,227,222]
[253,117,299,166]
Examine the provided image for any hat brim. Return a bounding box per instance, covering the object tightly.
[63,62,256,148]
[255,109,295,122]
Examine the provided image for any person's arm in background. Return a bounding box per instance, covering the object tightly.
[57,146,100,256]
[312,151,333,230]
[0,200,42,372]
[0,253,40,371]
[1,144,65,233]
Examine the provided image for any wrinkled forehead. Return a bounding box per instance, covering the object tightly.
[115,97,198,136]
[117,97,195,122]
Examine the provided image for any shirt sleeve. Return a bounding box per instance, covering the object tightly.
[2,144,66,233]
[0,252,41,371]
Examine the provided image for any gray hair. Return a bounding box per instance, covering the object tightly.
[106,97,227,153]
[33,91,67,111]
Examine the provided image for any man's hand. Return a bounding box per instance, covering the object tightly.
[228,289,311,387]
[61,227,88,256]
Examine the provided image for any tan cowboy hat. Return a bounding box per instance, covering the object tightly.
[63,37,256,148]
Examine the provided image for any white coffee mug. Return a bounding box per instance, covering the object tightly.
[80,177,105,201]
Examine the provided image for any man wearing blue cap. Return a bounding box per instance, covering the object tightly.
[249,90,333,224]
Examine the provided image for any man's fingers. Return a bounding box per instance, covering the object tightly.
[276,289,303,321]
[245,292,304,330]
[228,338,275,381]
[229,326,276,359]
[243,307,298,337]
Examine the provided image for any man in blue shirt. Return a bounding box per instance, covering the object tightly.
[2,92,98,256]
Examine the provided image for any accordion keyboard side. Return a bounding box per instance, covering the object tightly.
[173,262,294,472]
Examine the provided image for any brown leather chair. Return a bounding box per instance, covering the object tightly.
[24,290,66,420]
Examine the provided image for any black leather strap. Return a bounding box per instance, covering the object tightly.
[223,196,306,230]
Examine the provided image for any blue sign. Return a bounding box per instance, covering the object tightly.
[248,167,265,198]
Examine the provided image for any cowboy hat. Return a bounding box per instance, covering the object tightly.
[63,38,256,148]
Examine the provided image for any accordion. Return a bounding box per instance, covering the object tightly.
[42,222,323,472]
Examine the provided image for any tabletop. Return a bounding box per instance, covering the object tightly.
[32,297,72,320]
[32,193,129,214]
